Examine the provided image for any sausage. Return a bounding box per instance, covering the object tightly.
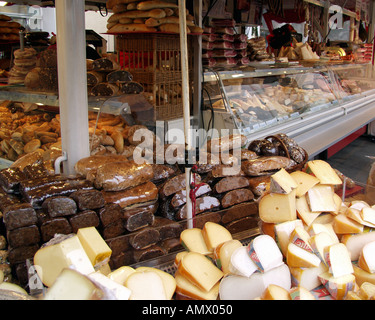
[241,156,294,176]
[175,196,220,221]
[214,176,250,194]
[221,188,254,209]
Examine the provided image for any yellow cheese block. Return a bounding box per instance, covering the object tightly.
[306,184,337,212]
[274,219,304,257]
[125,271,167,300]
[180,228,210,255]
[305,160,342,185]
[290,263,328,291]
[259,189,297,223]
[286,242,321,268]
[213,240,242,274]
[290,170,320,197]
[261,284,291,300]
[353,264,375,286]
[77,227,112,267]
[108,266,136,286]
[361,207,375,225]
[333,213,364,234]
[289,226,314,253]
[289,286,316,300]
[295,195,321,226]
[358,282,375,299]
[270,168,298,194]
[34,235,95,287]
[324,243,354,278]
[201,222,233,252]
[309,232,335,265]
[177,252,224,292]
[318,272,356,300]
[358,241,375,274]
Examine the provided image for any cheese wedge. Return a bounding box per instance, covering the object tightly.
[77,227,112,267]
[274,219,304,257]
[350,200,370,211]
[108,266,136,286]
[309,232,335,265]
[295,195,321,226]
[358,241,375,274]
[290,170,320,197]
[306,185,337,212]
[353,264,375,286]
[346,207,375,228]
[247,235,284,272]
[213,240,242,274]
[202,222,233,252]
[125,271,167,300]
[44,268,104,300]
[259,189,297,223]
[177,252,224,292]
[358,282,375,299]
[175,271,220,300]
[341,230,375,261]
[174,251,188,267]
[180,228,210,255]
[305,160,342,185]
[261,284,291,300]
[333,213,364,234]
[361,207,375,225]
[0,282,28,296]
[289,286,316,300]
[88,272,131,300]
[286,242,321,268]
[318,272,356,300]
[270,168,298,194]
[290,263,328,291]
[312,213,335,224]
[308,223,339,244]
[34,235,95,287]
[332,193,343,215]
[289,226,313,253]
[344,291,362,300]
[324,243,354,278]
[229,246,258,278]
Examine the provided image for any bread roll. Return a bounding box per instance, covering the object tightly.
[137,1,178,10]
[108,9,166,22]
[106,0,139,10]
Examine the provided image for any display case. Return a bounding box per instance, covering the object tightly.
[202,62,375,158]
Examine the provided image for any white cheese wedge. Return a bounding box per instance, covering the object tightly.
[125,271,167,300]
[306,185,337,212]
[350,200,370,211]
[318,272,356,300]
[175,271,220,300]
[261,284,291,300]
[274,219,304,257]
[308,223,339,244]
[333,213,364,234]
[361,207,375,225]
[136,267,176,300]
[341,231,375,261]
[44,268,104,300]
[219,264,291,300]
[270,168,298,194]
[229,246,258,278]
[34,235,95,287]
[177,252,224,292]
[289,286,316,300]
[309,232,335,264]
[353,264,375,286]
[289,263,328,291]
[107,266,135,286]
[324,243,354,278]
[347,207,375,228]
[213,240,242,274]
[289,226,314,253]
[88,272,131,300]
[358,241,375,274]
[358,282,375,300]
[77,227,112,267]
[201,222,233,252]
[180,228,210,255]
[305,160,342,185]
[290,170,320,197]
[259,189,297,223]
[247,235,284,272]
[286,242,321,268]
[295,195,321,226]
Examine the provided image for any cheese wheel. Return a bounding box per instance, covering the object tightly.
[358,282,375,299]
[306,185,337,212]
[289,226,313,253]
[229,246,258,278]
[261,284,291,300]
[361,207,375,225]
[324,243,354,278]
[358,241,375,274]
[259,189,297,223]
[270,168,298,194]
[87,272,132,300]
[346,207,375,228]
[308,223,339,244]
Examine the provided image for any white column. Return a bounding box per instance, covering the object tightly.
[55,0,90,175]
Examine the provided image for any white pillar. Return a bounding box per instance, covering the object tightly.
[55,0,90,175]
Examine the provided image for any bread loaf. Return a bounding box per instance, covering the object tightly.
[108,23,157,33]
[137,1,178,10]
[75,155,129,177]
[106,0,139,10]
[159,23,191,33]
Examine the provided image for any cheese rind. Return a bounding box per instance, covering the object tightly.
[318,272,356,300]
[259,189,297,223]
[305,160,342,185]
[201,222,233,252]
[324,243,354,278]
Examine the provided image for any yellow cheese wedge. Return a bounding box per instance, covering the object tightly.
[77,227,112,267]
[270,168,298,194]
[180,228,210,255]
[88,272,131,300]
[309,232,335,265]
[318,272,356,300]
[136,267,176,300]
[346,207,375,228]
[125,271,167,300]
[295,195,321,226]
[305,160,342,185]
[350,200,370,211]
[174,251,188,267]
[361,207,375,225]
[353,264,375,286]
[289,286,316,300]
[261,284,291,300]
[289,226,314,253]
[358,241,375,274]
[108,266,136,286]
[290,170,320,197]
[177,252,224,292]
[286,242,321,268]
[201,222,233,252]
[344,291,362,300]
[213,240,242,274]
[341,230,375,261]
[308,223,339,244]
[274,219,304,257]
[290,263,328,291]
[324,243,354,278]
[306,185,337,212]
[332,193,343,215]
[44,268,104,300]
[259,189,297,223]
[34,235,95,287]
[333,213,364,234]
[358,282,375,299]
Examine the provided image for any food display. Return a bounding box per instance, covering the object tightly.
[0,14,22,42]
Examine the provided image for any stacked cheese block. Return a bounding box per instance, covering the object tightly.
[0,14,21,42]
[106,0,203,34]
[8,48,38,85]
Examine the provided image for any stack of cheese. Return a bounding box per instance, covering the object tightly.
[0,14,21,42]
[33,226,176,300]
[106,0,203,34]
